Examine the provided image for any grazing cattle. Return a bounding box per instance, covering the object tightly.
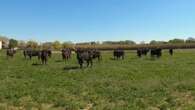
[113,49,124,60]
[23,50,27,59]
[142,48,149,56]
[47,49,52,58]
[23,49,41,60]
[137,48,149,57]
[150,48,162,58]
[7,49,16,58]
[169,49,173,56]
[76,49,93,68]
[23,48,49,64]
[90,49,101,61]
[40,50,49,64]
[62,48,71,61]
[137,49,142,57]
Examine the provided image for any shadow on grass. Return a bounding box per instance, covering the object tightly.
[144,57,161,61]
[63,66,80,70]
[187,62,195,65]
[129,57,140,60]
[110,58,115,60]
[110,58,125,60]
[55,60,63,62]
[32,63,42,66]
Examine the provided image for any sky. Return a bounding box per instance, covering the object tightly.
[0,0,195,43]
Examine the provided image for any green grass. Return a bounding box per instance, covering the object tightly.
[0,50,195,110]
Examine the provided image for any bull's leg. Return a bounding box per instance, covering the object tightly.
[100,55,102,61]
[45,59,47,64]
[64,57,66,62]
[80,62,83,68]
[87,60,89,67]
[44,58,46,64]
[151,54,155,60]
[62,55,64,61]
[138,53,141,58]
[38,56,41,60]
[79,60,83,68]
[43,59,46,65]
[41,58,44,65]
[157,54,161,58]
[98,56,100,61]
[38,56,41,64]
[90,60,93,67]
[65,57,67,63]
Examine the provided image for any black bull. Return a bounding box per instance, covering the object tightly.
[113,49,124,59]
[90,49,101,61]
[76,49,93,68]
[137,48,149,57]
[6,49,16,58]
[23,49,50,64]
[62,49,71,61]
[23,50,41,60]
[169,49,173,56]
[150,48,162,58]
[75,49,101,68]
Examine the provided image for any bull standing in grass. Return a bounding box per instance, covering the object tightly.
[23,48,41,60]
[169,49,173,56]
[47,49,52,58]
[76,48,93,68]
[137,48,149,58]
[137,49,142,58]
[90,49,102,61]
[6,48,16,58]
[150,48,162,58]
[113,48,125,60]
[40,50,49,64]
[62,48,71,61]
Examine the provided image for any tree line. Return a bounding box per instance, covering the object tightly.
[1,35,195,50]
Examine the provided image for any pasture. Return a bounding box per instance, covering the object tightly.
[0,49,195,110]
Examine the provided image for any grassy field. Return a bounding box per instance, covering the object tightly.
[0,50,195,110]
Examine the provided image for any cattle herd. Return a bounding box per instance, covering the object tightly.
[5,48,174,68]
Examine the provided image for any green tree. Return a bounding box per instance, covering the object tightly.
[42,42,52,49]
[9,39,18,48]
[186,37,195,43]
[27,40,39,49]
[18,40,26,49]
[0,35,9,42]
[150,40,168,45]
[150,40,158,44]
[62,41,73,48]
[124,40,136,45]
[169,38,185,44]
[102,40,136,45]
[52,41,61,50]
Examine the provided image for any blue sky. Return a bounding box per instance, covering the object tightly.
[0,0,195,43]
